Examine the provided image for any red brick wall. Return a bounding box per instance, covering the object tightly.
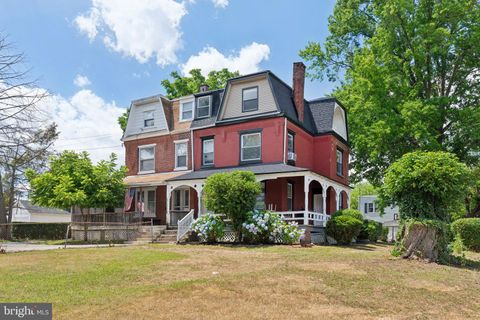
[193,117,285,169]
[124,131,191,175]
[264,177,305,211]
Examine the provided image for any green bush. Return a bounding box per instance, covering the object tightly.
[12,223,69,240]
[380,226,389,242]
[332,209,363,221]
[358,220,383,242]
[326,214,363,245]
[451,218,480,251]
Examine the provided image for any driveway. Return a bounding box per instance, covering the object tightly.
[0,242,127,253]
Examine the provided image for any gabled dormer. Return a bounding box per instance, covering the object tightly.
[123,95,169,141]
[217,72,280,123]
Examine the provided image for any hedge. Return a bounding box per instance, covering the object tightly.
[451,218,480,251]
[12,223,69,240]
[358,220,383,242]
[326,214,363,245]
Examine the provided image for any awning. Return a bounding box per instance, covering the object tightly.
[124,172,186,187]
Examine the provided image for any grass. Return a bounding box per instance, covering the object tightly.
[1,244,480,319]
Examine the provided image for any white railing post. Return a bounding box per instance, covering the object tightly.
[177,209,194,242]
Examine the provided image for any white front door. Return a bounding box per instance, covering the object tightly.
[313,194,323,213]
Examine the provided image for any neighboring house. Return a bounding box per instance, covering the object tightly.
[359,195,399,242]
[12,200,71,223]
[123,62,351,227]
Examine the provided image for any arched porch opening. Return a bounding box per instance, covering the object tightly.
[339,190,349,210]
[308,180,324,213]
[326,186,337,215]
[167,183,202,226]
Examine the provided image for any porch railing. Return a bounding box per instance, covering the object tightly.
[278,211,331,227]
[177,209,194,242]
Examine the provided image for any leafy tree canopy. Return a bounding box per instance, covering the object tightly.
[26,151,126,211]
[378,151,472,222]
[161,68,240,100]
[300,0,480,184]
[118,108,129,134]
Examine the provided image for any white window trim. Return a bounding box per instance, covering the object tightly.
[202,138,214,166]
[143,110,155,128]
[138,144,156,174]
[196,95,211,119]
[240,132,262,162]
[180,100,194,122]
[174,139,189,170]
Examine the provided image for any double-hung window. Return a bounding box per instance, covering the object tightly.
[172,189,190,211]
[202,138,214,166]
[181,101,193,121]
[196,96,210,118]
[240,132,261,162]
[144,110,154,127]
[287,132,294,153]
[139,145,155,173]
[287,182,293,211]
[242,87,258,112]
[175,140,188,169]
[336,149,344,176]
[364,202,374,214]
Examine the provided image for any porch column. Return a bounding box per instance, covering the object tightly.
[335,188,341,211]
[197,188,203,217]
[166,186,172,226]
[321,183,327,215]
[346,191,351,208]
[303,176,309,225]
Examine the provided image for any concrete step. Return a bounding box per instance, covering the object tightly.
[163,229,178,235]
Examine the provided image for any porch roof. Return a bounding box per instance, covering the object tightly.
[167,163,308,181]
[124,172,186,187]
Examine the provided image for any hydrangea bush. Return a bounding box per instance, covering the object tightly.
[242,210,302,244]
[191,213,225,243]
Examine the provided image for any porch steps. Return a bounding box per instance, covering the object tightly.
[127,225,166,244]
[153,228,178,244]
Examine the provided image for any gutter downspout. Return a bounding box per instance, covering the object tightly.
[283,118,287,164]
[190,128,194,171]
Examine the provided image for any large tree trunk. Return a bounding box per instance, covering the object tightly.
[401,222,445,262]
[0,171,7,239]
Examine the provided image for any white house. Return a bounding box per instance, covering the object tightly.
[12,200,71,223]
[359,195,399,242]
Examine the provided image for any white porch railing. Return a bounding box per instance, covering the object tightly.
[278,211,331,227]
[177,209,194,242]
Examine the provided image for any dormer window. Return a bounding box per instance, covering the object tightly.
[144,111,154,127]
[196,96,211,118]
[242,87,258,112]
[180,101,193,121]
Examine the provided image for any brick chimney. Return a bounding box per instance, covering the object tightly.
[292,62,305,122]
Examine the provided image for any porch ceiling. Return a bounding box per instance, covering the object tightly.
[124,172,186,187]
[167,163,308,181]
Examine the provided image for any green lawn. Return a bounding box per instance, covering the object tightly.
[1,244,479,319]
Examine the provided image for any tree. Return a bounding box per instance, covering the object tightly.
[378,151,472,261]
[0,34,57,239]
[203,171,261,240]
[350,182,377,210]
[161,68,240,99]
[118,108,129,134]
[300,0,480,185]
[26,151,126,240]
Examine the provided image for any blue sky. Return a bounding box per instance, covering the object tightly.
[0,0,338,162]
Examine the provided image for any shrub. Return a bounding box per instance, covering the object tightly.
[358,220,383,242]
[380,226,389,242]
[326,214,363,245]
[203,171,261,237]
[12,223,69,240]
[242,210,302,244]
[451,218,480,251]
[332,209,363,221]
[191,214,225,243]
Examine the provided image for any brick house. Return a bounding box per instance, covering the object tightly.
[122,62,351,228]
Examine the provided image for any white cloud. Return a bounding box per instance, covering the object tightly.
[73,74,92,88]
[42,89,125,164]
[74,0,187,66]
[212,0,228,8]
[181,42,270,76]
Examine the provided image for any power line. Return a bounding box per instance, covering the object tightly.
[55,144,123,152]
[56,133,118,141]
